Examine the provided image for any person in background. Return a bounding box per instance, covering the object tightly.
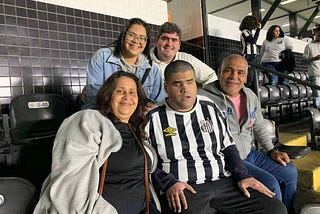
[260,25,294,86]
[34,71,161,214]
[239,15,261,86]
[150,22,217,87]
[82,17,166,109]
[303,29,320,109]
[147,60,287,214]
[201,54,297,214]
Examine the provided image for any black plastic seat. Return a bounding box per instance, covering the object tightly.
[277,84,291,120]
[264,85,281,120]
[9,93,69,145]
[1,93,69,195]
[0,177,36,214]
[259,85,269,105]
[305,107,320,150]
[299,204,320,214]
[263,119,311,159]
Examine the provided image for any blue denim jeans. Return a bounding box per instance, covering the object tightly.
[244,150,297,209]
[309,76,320,108]
[262,62,289,86]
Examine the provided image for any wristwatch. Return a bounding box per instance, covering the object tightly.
[267,147,279,155]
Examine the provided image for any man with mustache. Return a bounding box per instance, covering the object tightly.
[201,54,297,214]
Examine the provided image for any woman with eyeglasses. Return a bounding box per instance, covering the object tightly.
[82,18,166,110]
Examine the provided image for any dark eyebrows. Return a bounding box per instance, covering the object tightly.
[172,78,194,84]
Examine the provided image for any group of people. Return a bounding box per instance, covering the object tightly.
[33,17,300,214]
[239,15,294,87]
[241,14,320,109]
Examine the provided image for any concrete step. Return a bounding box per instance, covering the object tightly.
[278,132,308,146]
[277,121,320,209]
[292,150,320,193]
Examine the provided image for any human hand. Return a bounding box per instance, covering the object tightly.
[270,150,290,166]
[166,182,196,213]
[144,101,155,112]
[257,22,262,29]
[314,55,320,61]
[238,177,276,198]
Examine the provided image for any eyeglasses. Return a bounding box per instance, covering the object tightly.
[126,31,148,43]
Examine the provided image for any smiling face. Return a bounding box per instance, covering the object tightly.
[219,55,248,98]
[165,70,197,112]
[111,76,138,123]
[273,27,280,39]
[156,32,181,63]
[123,24,147,60]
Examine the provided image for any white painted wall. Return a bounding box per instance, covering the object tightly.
[208,14,308,54]
[33,0,168,26]
[167,0,203,41]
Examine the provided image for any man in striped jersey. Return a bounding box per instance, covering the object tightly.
[146,60,286,214]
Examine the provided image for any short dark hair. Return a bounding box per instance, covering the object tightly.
[157,22,182,40]
[266,25,285,41]
[95,71,148,140]
[164,60,195,83]
[110,18,152,59]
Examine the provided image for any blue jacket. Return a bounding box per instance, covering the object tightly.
[83,47,167,109]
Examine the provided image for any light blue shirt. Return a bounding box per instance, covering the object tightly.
[83,47,167,109]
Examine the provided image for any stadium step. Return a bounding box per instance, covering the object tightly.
[278,121,320,210]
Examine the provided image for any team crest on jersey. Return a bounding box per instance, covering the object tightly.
[200,119,214,133]
[163,127,177,137]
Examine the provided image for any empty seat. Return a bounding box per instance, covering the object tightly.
[264,85,281,120]
[300,204,320,214]
[300,72,307,81]
[0,177,36,214]
[263,119,311,159]
[259,85,269,104]
[305,107,320,150]
[1,93,69,195]
[9,93,69,145]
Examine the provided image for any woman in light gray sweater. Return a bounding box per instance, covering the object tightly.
[261,25,293,86]
[34,71,160,214]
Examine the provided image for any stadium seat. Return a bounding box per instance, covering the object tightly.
[9,93,69,145]
[305,107,320,150]
[299,204,320,214]
[0,177,36,214]
[263,119,311,159]
[0,93,69,194]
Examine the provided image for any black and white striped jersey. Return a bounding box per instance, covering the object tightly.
[146,95,234,184]
[240,29,260,56]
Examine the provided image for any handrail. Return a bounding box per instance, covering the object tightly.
[249,62,320,91]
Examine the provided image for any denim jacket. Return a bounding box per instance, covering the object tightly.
[83,47,166,109]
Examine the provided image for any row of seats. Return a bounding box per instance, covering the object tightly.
[258,70,314,122]
[0,92,317,213]
[0,93,70,213]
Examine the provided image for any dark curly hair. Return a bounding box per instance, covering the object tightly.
[266,25,284,41]
[109,18,151,59]
[239,15,259,31]
[95,71,149,140]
